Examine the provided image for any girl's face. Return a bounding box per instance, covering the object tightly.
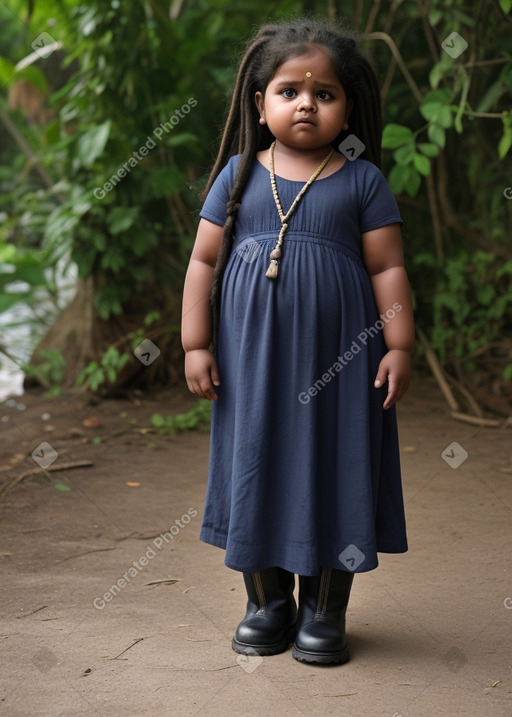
[255,46,353,153]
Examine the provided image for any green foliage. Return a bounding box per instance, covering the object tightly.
[150,400,212,435]
[0,0,511,398]
[414,250,512,369]
[22,349,66,396]
[76,345,129,391]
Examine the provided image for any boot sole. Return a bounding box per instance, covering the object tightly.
[232,625,296,657]
[292,645,350,665]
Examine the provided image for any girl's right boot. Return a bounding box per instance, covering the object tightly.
[232,568,297,656]
[292,567,354,665]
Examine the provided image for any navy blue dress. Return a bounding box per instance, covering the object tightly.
[198,155,408,576]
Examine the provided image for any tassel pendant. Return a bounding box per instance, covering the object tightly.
[266,259,279,279]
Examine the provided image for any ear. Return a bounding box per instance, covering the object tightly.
[255,91,266,124]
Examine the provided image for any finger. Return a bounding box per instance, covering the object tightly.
[382,373,398,410]
[199,377,218,401]
[210,363,221,387]
[374,363,389,389]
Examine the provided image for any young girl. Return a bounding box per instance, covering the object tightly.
[181,18,414,665]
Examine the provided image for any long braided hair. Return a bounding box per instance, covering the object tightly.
[206,18,383,349]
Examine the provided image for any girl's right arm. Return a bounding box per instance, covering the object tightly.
[181,218,224,400]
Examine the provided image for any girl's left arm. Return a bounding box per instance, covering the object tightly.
[361,223,415,410]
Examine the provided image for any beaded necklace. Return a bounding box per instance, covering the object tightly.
[265,140,334,279]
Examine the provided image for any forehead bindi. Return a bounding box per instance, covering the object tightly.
[272,47,341,87]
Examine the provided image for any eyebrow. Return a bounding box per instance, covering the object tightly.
[274,79,340,90]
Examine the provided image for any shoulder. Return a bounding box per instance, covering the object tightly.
[346,158,387,182]
[200,155,243,224]
[345,158,395,199]
[216,154,243,182]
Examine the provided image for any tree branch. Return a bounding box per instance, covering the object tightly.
[365,31,424,104]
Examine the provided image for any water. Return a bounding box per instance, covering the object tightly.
[0,260,77,401]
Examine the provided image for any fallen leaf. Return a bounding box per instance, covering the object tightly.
[83,416,101,429]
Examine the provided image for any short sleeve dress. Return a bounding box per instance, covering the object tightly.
[198,154,408,576]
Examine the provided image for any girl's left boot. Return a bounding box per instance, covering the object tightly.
[232,568,297,656]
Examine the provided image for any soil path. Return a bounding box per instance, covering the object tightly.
[0,377,511,716]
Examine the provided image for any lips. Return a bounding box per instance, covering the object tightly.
[295,117,315,125]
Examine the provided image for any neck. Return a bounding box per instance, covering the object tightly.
[272,141,334,164]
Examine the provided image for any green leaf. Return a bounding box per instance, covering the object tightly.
[382,124,414,149]
[498,128,512,159]
[404,167,421,197]
[389,163,422,195]
[168,132,199,147]
[417,143,440,158]
[393,143,414,165]
[421,103,453,128]
[388,164,407,194]
[76,121,111,168]
[413,153,431,176]
[428,124,446,148]
[437,105,453,129]
[429,60,452,90]
[422,89,452,104]
[429,8,443,25]
[0,57,16,85]
[420,102,440,122]
[500,0,512,12]
[16,65,48,94]
[106,206,139,234]
[476,284,495,306]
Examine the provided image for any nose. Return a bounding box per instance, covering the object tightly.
[297,93,316,112]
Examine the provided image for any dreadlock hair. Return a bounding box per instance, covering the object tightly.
[207,18,383,350]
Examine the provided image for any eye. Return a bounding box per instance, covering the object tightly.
[281,88,297,99]
[317,90,333,101]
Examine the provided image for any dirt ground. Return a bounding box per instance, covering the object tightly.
[0,375,511,716]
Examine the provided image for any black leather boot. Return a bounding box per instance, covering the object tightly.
[292,567,354,665]
[232,568,297,656]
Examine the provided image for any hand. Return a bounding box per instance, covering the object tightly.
[374,349,411,410]
[185,349,220,400]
